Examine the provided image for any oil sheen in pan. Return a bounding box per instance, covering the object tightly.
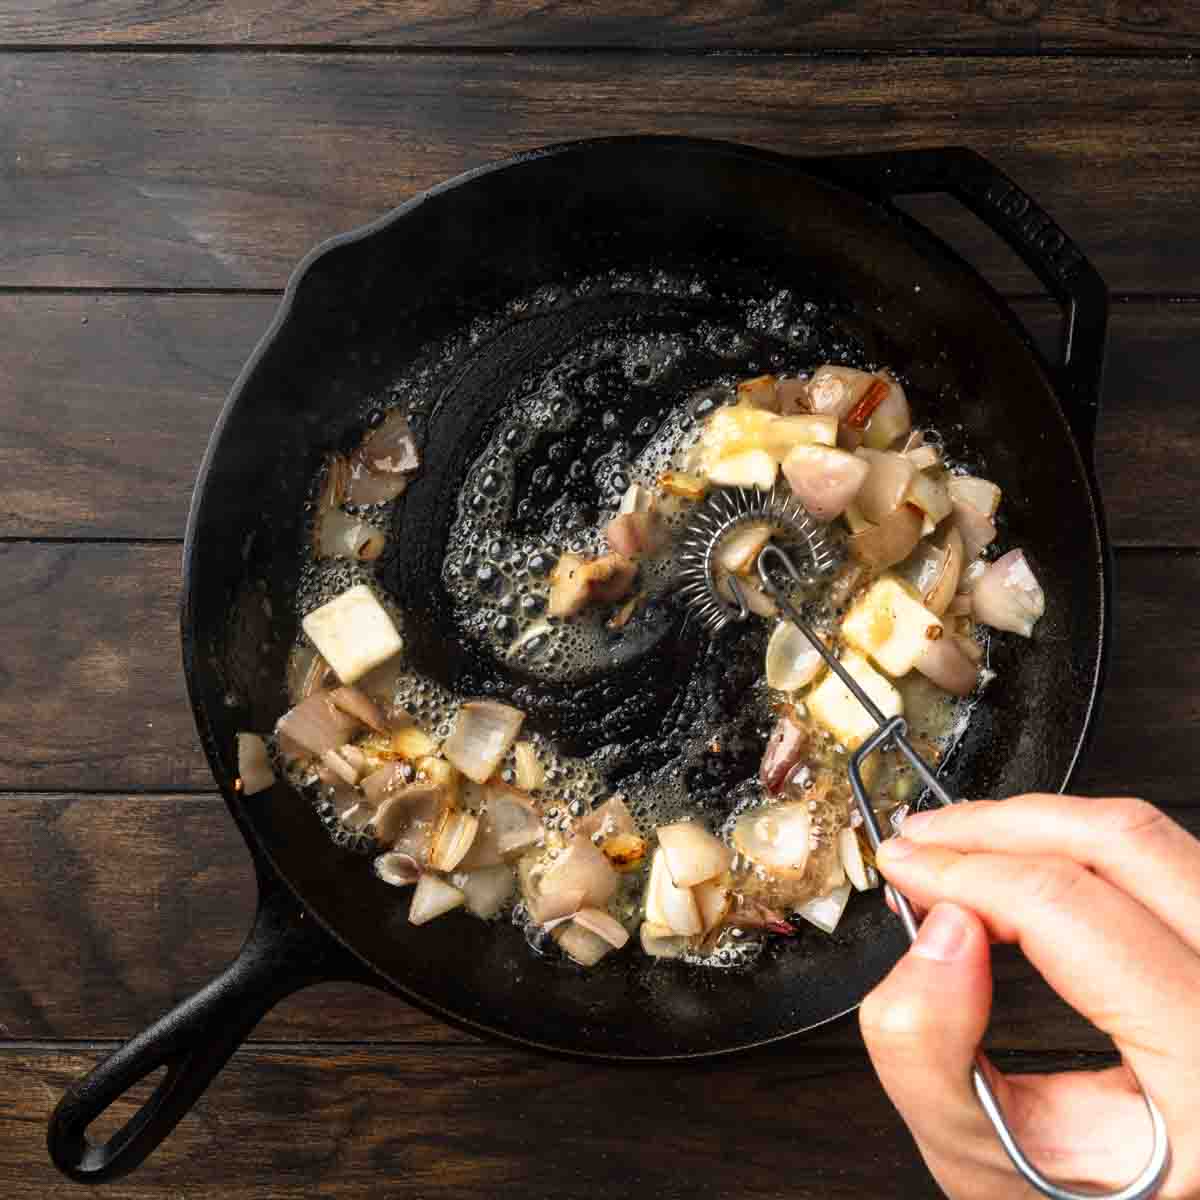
[289,266,986,964]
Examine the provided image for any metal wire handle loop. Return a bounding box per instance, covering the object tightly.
[754,544,1171,1200]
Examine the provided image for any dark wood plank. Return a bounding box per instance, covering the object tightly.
[0,294,275,538]
[1,53,1197,292]
[3,789,1196,1048]
[3,295,1198,545]
[1,1045,1109,1200]
[1,543,1196,796]
[3,0,1199,51]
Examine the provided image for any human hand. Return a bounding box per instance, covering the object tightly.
[859,793,1200,1199]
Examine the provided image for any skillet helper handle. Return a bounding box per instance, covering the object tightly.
[47,870,371,1183]
[813,147,1109,457]
[848,724,1170,1200]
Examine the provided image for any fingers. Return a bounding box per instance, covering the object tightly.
[860,904,998,1155]
[875,837,1200,1124]
[901,795,1200,954]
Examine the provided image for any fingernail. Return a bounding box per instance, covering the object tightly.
[913,904,969,962]
[878,836,917,861]
[899,810,933,837]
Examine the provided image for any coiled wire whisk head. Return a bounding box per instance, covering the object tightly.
[676,484,835,634]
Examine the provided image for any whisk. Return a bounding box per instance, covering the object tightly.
[677,484,1170,1200]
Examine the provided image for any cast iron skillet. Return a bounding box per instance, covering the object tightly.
[48,138,1110,1183]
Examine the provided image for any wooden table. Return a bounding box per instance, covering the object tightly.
[1,5,1197,1197]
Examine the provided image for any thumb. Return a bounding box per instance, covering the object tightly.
[860,902,997,1163]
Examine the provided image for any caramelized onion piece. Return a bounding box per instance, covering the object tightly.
[513,741,545,791]
[346,411,420,506]
[861,376,911,449]
[429,809,480,872]
[952,499,998,561]
[548,552,638,618]
[948,474,1001,518]
[576,796,636,842]
[807,365,877,419]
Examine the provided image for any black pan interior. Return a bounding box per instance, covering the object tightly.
[183,140,1104,1058]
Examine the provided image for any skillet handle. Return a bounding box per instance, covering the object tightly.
[812,147,1109,457]
[47,867,376,1183]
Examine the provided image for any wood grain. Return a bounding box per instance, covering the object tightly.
[2,1044,1117,1200]
[2,789,1196,1048]
[0,543,1195,794]
[3,295,1199,545]
[3,0,1198,51]
[2,53,1197,291]
[0,294,275,538]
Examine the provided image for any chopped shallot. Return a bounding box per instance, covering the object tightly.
[374,851,421,887]
[459,785,543,869]
[346,411,421,505]
[854,450,916,524]
[765,622,825,692]
[922,527,965,616]
[860,376,911,450]
[576,796,636,842]
[972,549,1045,637]
[408,874,465,925]
[656,822,733,888]
[442,700,525,783]
[736,374,779,410]
[707,449,778,491]
[513,741,545,791]
[456,864,515,919]
[573,907,630,950]
[781,444,869,521]
[806,365,877,419]
[716,522,772,574]
[606,511,666,558]
[948,474,1001,517]
[236,733,275,795]
[952,499,998,561]
[316,509,385,562]
[640,921,689,959]
[759,712,811,795]
[429,809,480,872]
[530,839,617,923]
[275,692,360,758]
[554,921,615,967]
[848,505,923,569]
[548,552,637,618]
[732,802,813,879]
[838,828,871,891]
[330,686,388,732]
[795,883,852,935]
[645,848,702,936]
[914,634,979,696]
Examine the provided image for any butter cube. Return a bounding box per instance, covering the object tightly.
[807,652,902,749]
[842,577,942,678]
[301,584,402,684]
